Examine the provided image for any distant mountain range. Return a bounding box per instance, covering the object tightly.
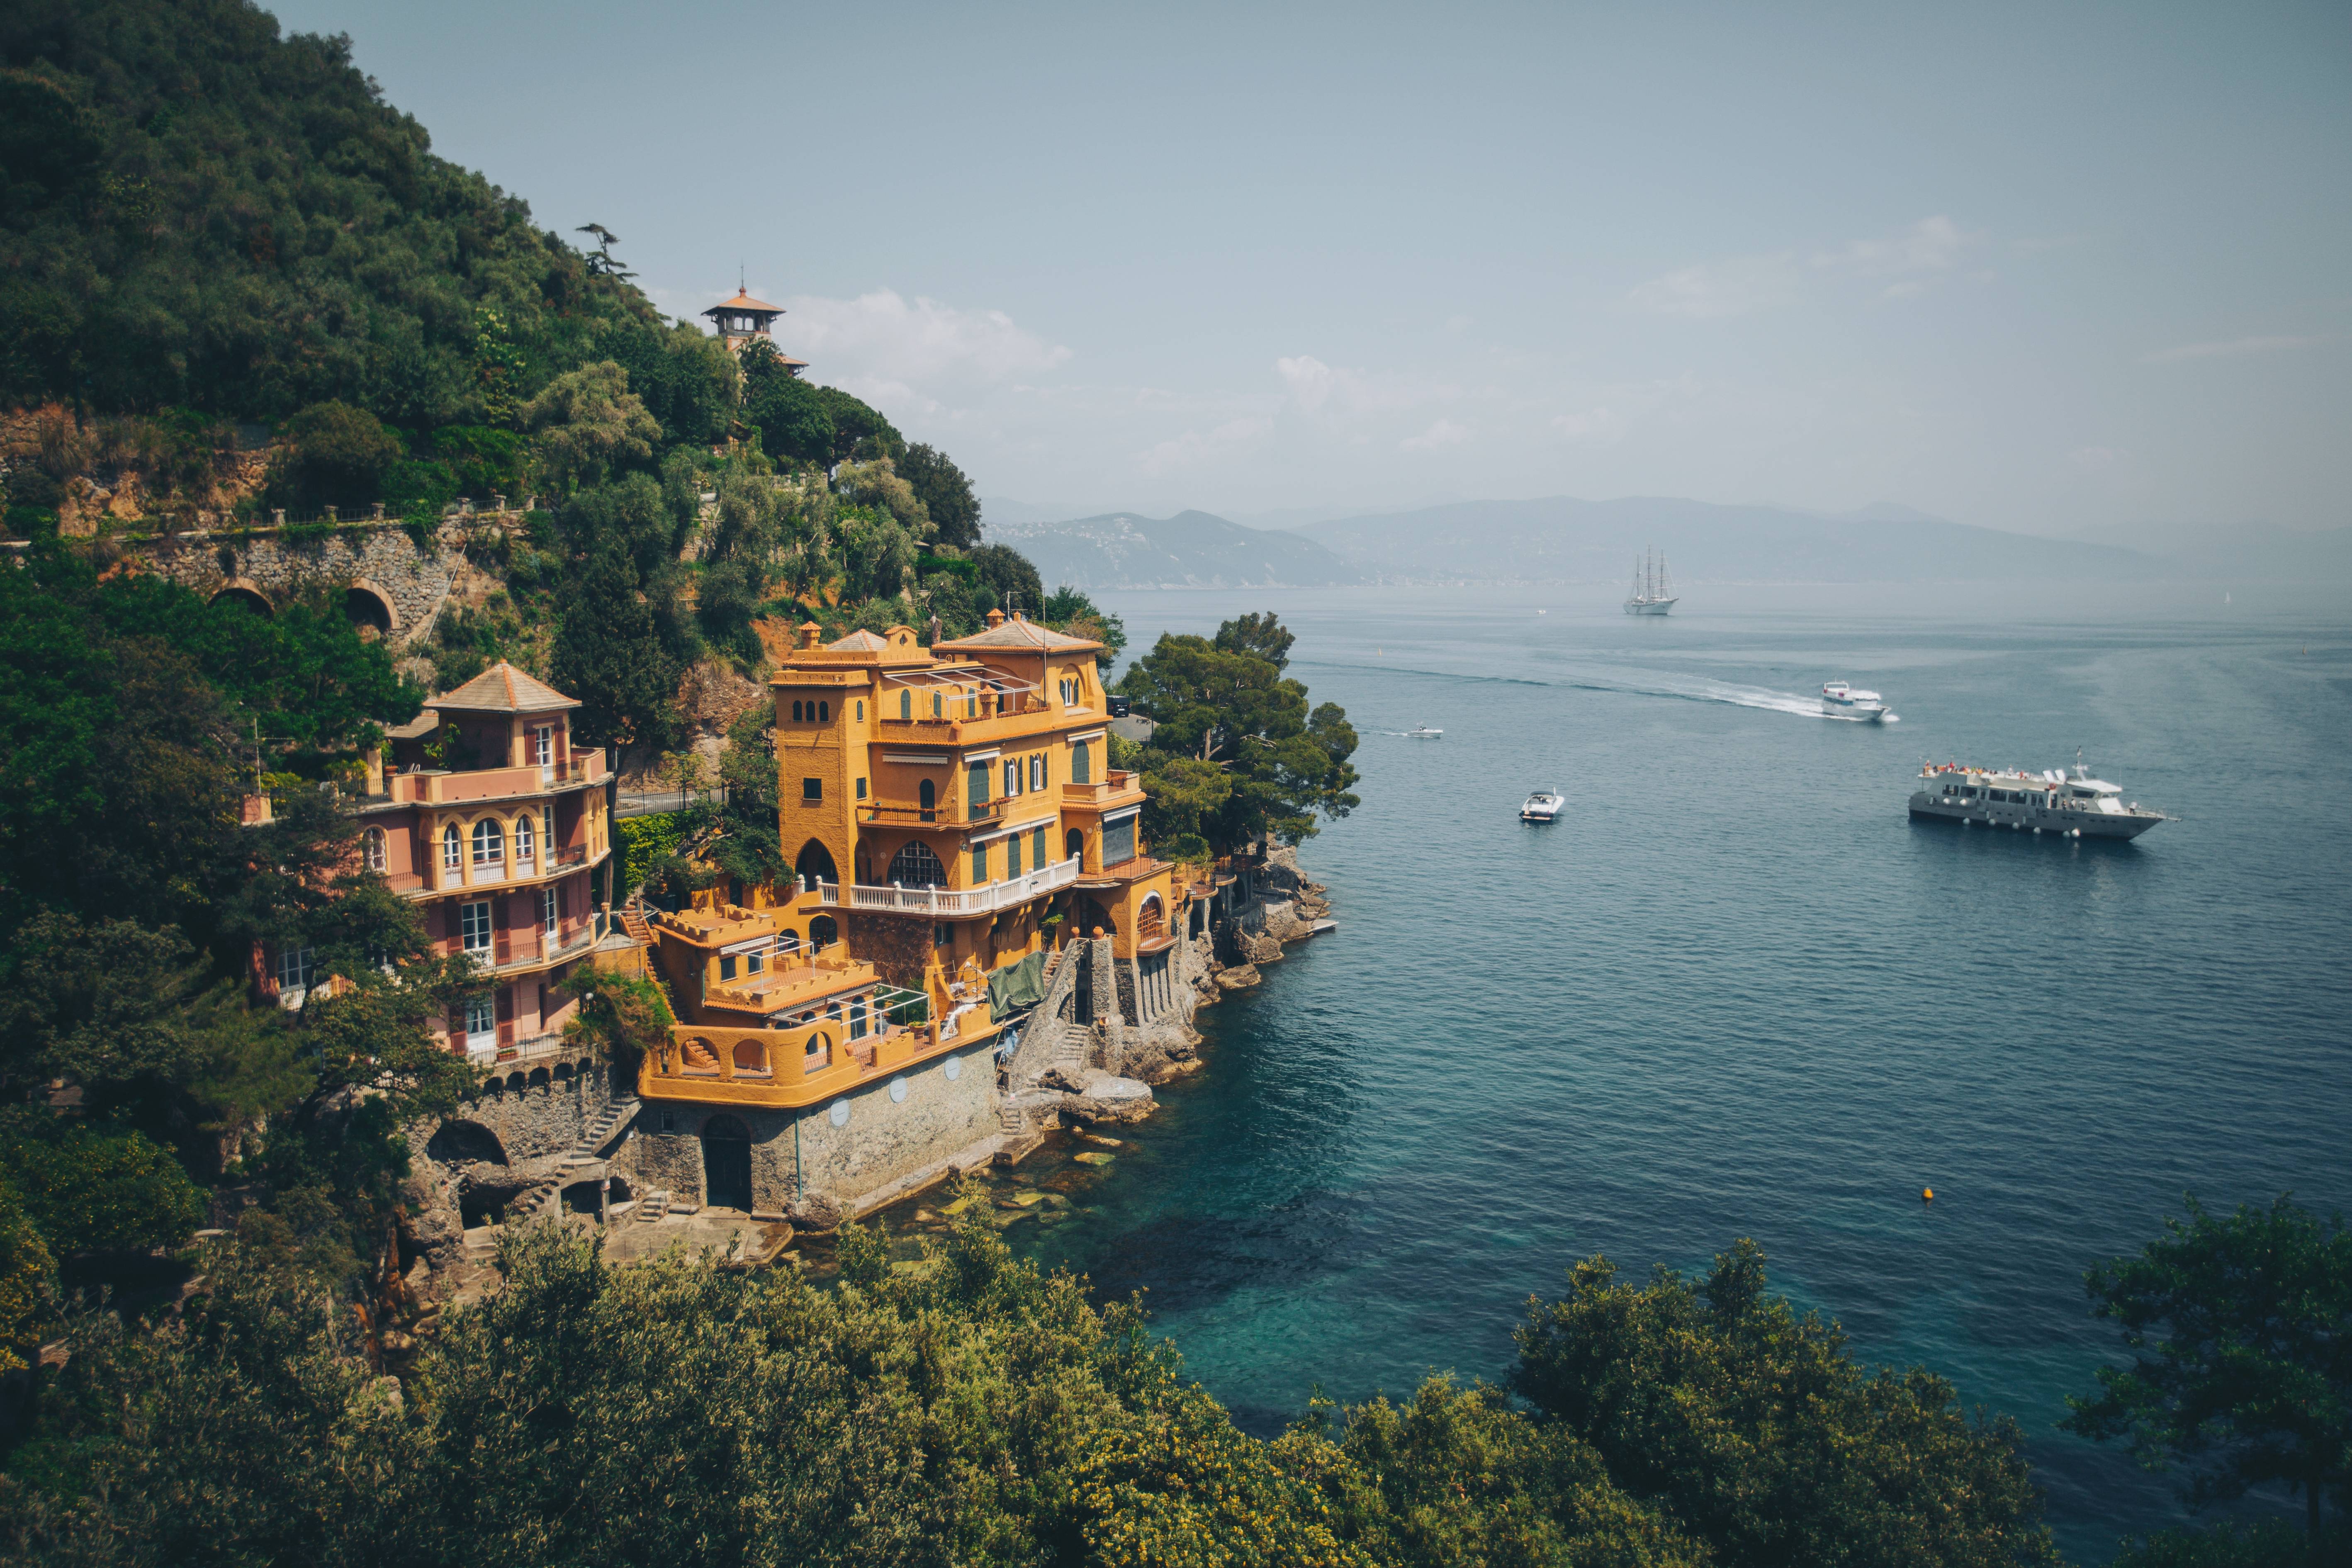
[982,494,2352,588]
[983,509,1360,590]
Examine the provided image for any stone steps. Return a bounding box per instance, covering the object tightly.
[637,1189,671,1224]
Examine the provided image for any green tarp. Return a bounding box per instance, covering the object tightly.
[986,950,1048,1015]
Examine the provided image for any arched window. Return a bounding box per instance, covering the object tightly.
[794,839,839,887]
[731,1039,770,1076]
[819,701,829,721]
[1066,828,1085,865]
[792,700,803,722]
[1140,895,1165,939]
[442,822,463,871]
[887,841,946,887]
[917,778,936,821]
[809,914,838,950]
[856,700,864,721]
[472,818,504,865]
[364,827,386,873]
[900,690,912,720]
[1072,740,1091,783]
[513,812,534,865]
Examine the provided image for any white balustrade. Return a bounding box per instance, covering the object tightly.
[817,856,1080,917]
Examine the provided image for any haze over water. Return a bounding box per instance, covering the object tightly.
[1008,583,2352,1561]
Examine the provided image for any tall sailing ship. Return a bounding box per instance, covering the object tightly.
[1624,547,1677,615]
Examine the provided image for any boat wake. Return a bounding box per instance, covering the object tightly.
[1560,672,1895,723]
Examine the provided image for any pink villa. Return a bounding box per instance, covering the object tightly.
[258,662,616,1059]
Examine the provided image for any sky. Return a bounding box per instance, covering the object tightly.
[267,0,2351,536]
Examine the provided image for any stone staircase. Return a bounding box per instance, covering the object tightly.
[636,1189,671,1224]
[573,1094,637,1159]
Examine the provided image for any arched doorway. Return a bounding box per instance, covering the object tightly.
[917,778,936,820]
[1065,828,1085,865]
[1076,897,1116,939]
[427,1120,508,1167]
[343,585,394,640]
[809,914,838,950]
[209,584,272,617]
[701,1114,752,1211]
[794,839,838,887]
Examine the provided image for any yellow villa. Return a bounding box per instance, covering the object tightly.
[623,609,1189,1219]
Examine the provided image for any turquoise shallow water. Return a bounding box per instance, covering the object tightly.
[990,583,2352,1559]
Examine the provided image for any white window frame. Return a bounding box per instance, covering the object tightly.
[276,946,315,992]
[463,994,496,1059]
[1003,758,1019,796]
[442,822,463,871]
[540,886,558,938]
[471,818,504,866]
[364,827,386,873]
[533,724,554,767]
[460,900,493,955]
[514,812,535,867]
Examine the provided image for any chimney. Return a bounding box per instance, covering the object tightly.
[798,620,821,650]
[985,608,1006,629]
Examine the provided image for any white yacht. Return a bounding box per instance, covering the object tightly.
[1625,548,1677,615]
[1909,760,2165,841]
[1406,726,1444,739]
[1521,788,1565,823]
[1820,681,1891,722]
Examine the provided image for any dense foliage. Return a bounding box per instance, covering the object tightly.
[0,1216,2063,1567]
[2066,1194,2352,1550]
[0,540,476,1370]
[1118,613,1360,853]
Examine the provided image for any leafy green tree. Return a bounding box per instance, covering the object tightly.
[0,1107,207,1257]
[739,337,834,464]
[261,401,404,512]
[898,442,980,547]
[2066,1195,2352,1553]
[523,360,661,493]
[1513,1239,2057,1567]
[969,542,1044,617]
[596,315,738,450]
[1118,617,1359,852]
[1042,583,1127,670]
[814,384,904,465]
[2109,1519,2344,1568]
[1215,609,1296,671]
[0,1176,54,1375]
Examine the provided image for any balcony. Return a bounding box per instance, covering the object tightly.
[857,796,1003,829]
[413,843,606,895]
[1060,770,1142,808]
[381,748,606,806]
[458,922,601,976]
[817,855,1080,918]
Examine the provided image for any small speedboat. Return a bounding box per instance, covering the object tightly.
[1521,788,1565,822]
[1406,726,1444,739]
[1820,681,1891,723]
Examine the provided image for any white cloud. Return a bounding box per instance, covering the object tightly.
[1625,253,1798,319]
[1276,355,1433,417]
[1138,416,1274,476]
[1814,215,1969,277]
[2141,334,2323,364]
[1401,418,1471,450]
[776,288,1071,416]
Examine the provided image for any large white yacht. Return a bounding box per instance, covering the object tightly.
[1821,681,1891,722]
[1909,761,2165,841]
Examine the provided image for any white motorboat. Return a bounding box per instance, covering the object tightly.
[1520,788,1565,822]
[1406,726,1444,739]
[1820,681,1891,722]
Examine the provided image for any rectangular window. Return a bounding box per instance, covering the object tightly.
[541,887,558,937]
[856,777,868,800]
[720,954,737,981]
[802,777,822,802]
[1007,833,1023,878]
[533,725,553,767]
[1102,816,1136,868]
[1004,758,1019,796]
[851,997,868,1040]
[463,994,495,1055]
[1035,826,1049,867]
[971,843,988,884]
[460,900,493,954]
[275,946,315,992]
[543,805,556,853]
[747,950,765,974]
[968,762,988,808]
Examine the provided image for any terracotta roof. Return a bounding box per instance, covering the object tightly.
[383,711,440,740]
[826,628,890,651]
[431,661,579,713]
[932,617,1102,654]
[702,289,784,317]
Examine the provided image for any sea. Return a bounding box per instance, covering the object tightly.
[890,579,2352,1562]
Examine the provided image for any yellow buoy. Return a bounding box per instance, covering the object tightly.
[1922,1187,1935,1202]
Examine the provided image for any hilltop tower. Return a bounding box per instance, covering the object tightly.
[702,285,809,374]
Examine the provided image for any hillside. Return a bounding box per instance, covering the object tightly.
[985,508,1361,590]
[1295,496,2167,583]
